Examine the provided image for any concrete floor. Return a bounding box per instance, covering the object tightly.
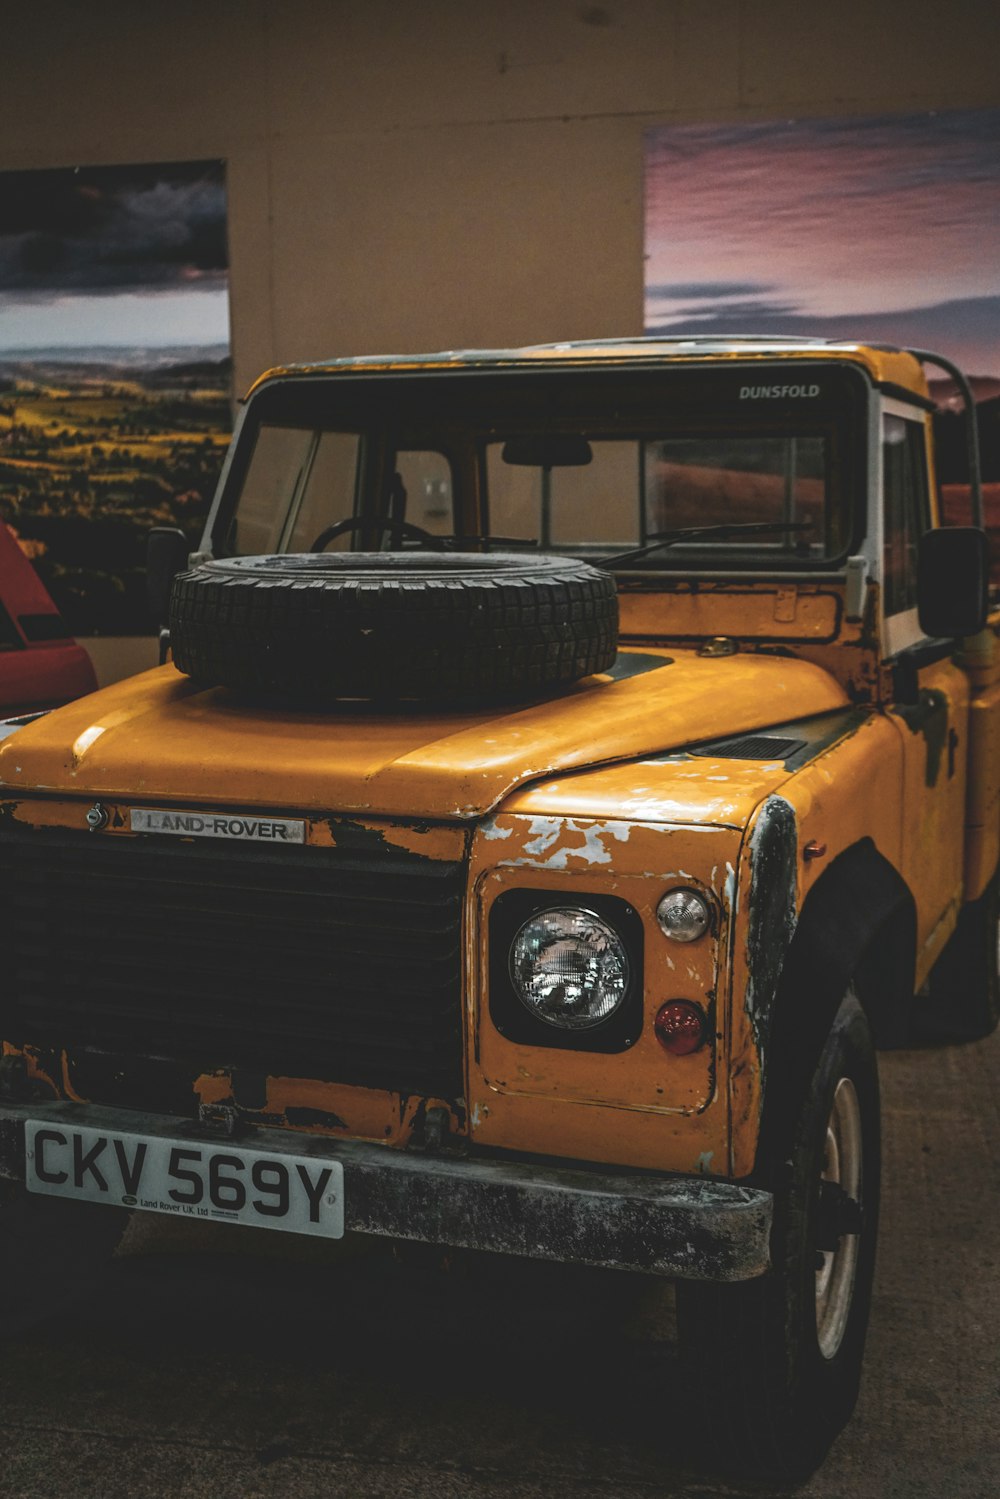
[1,1027,998,1499]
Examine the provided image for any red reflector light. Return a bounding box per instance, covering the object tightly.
[654,1000,706,1055]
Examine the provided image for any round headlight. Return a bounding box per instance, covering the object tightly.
[656,888,711,942]
[510,907,629,1030]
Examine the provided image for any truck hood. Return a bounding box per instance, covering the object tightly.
[0,651,848,820]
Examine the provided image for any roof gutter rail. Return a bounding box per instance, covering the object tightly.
[909,348,984,528]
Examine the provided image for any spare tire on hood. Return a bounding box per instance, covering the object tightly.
[168,552,618,704]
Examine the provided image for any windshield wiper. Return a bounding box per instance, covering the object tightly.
[602,520,815,568]
[405,534,540,551]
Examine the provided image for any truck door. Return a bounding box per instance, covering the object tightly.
[881,404,970,972]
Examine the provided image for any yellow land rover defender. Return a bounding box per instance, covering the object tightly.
[1,337,996,1477]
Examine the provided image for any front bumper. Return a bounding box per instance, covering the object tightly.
[0,1101,772,1282]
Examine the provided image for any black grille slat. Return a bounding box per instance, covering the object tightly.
[13,914,462,969]
[0,823,467,1096]
[10,1002,458,1054]
[9,930,462,986]
[11,995,457,1051]
[11,970,461,1015]
[19,869,461,919]
[11,944,462,998]
[13,916,461,967]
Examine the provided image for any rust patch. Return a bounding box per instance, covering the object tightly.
[309,814,467,862]
[745,796,798,1065]
[892,689,949,787]
[194,1070,233,1107]
[284,1105,349,1132]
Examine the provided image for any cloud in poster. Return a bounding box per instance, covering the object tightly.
[645,109,1000,377]
[0,160,229,350]
[0,160,227,297]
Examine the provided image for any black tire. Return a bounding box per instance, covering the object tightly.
[675,990,880,1481]
[918,872,1000,1042]
[169,552,618,704]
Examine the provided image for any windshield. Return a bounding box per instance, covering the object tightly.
[486,434,829,557]
[217,364,864,570]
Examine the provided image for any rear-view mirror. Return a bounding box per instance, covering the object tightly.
[501,436,593,467]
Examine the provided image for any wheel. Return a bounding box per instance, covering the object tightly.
[918,872,1000,1042]
[168,552,618,705]
[675,990,880,1481]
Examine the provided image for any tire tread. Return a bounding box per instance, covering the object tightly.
[169,554,618,703]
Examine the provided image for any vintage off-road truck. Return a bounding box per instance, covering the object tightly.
[0,336,996,1477]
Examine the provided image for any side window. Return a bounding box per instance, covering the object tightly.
[230,425,315,554]
[229,426,361,555]
[882,415,931,620]
[285,431,361,551]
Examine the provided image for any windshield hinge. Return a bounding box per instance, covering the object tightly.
[845,556,867,621]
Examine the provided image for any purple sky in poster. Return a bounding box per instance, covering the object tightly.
[645,109,1000,378]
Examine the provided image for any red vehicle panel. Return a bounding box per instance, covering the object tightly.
[0,524,96,714]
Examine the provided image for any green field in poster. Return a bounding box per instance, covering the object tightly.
[0,159,231,633]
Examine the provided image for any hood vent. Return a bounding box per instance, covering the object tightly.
[692,734,806,762]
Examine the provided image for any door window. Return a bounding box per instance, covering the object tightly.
[882,414,931,646]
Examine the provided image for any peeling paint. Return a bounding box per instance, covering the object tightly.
[724,861,737,913]
[522,817,564,855]
[892,688,949,788]
[378,822,464,860]
[515,815,633,869]
[697,1151,714,1174]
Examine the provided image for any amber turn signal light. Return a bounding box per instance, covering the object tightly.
[654,1000,707,1055]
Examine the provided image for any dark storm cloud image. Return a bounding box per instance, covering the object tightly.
[644,109,1000,378]
[0,160,229,350]
[0,160,227,299]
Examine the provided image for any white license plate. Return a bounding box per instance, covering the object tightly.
[24,1121,344,1238]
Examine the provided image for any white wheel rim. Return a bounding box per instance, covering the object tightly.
[815,1076,863,1361]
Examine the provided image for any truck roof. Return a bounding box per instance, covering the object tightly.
[245,335,931,402]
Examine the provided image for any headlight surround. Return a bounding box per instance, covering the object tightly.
[489,888,643,1052]
[510,906,630,1030]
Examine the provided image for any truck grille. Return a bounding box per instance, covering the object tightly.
[0,822,467,1099]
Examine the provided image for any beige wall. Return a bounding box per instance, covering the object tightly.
[80,634,159,689]
[3,0,999,398]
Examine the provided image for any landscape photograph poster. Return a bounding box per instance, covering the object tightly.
[644,108,1000,543]
[0,159,232,634]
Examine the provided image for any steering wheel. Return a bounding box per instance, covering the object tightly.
[309,515,444,552]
